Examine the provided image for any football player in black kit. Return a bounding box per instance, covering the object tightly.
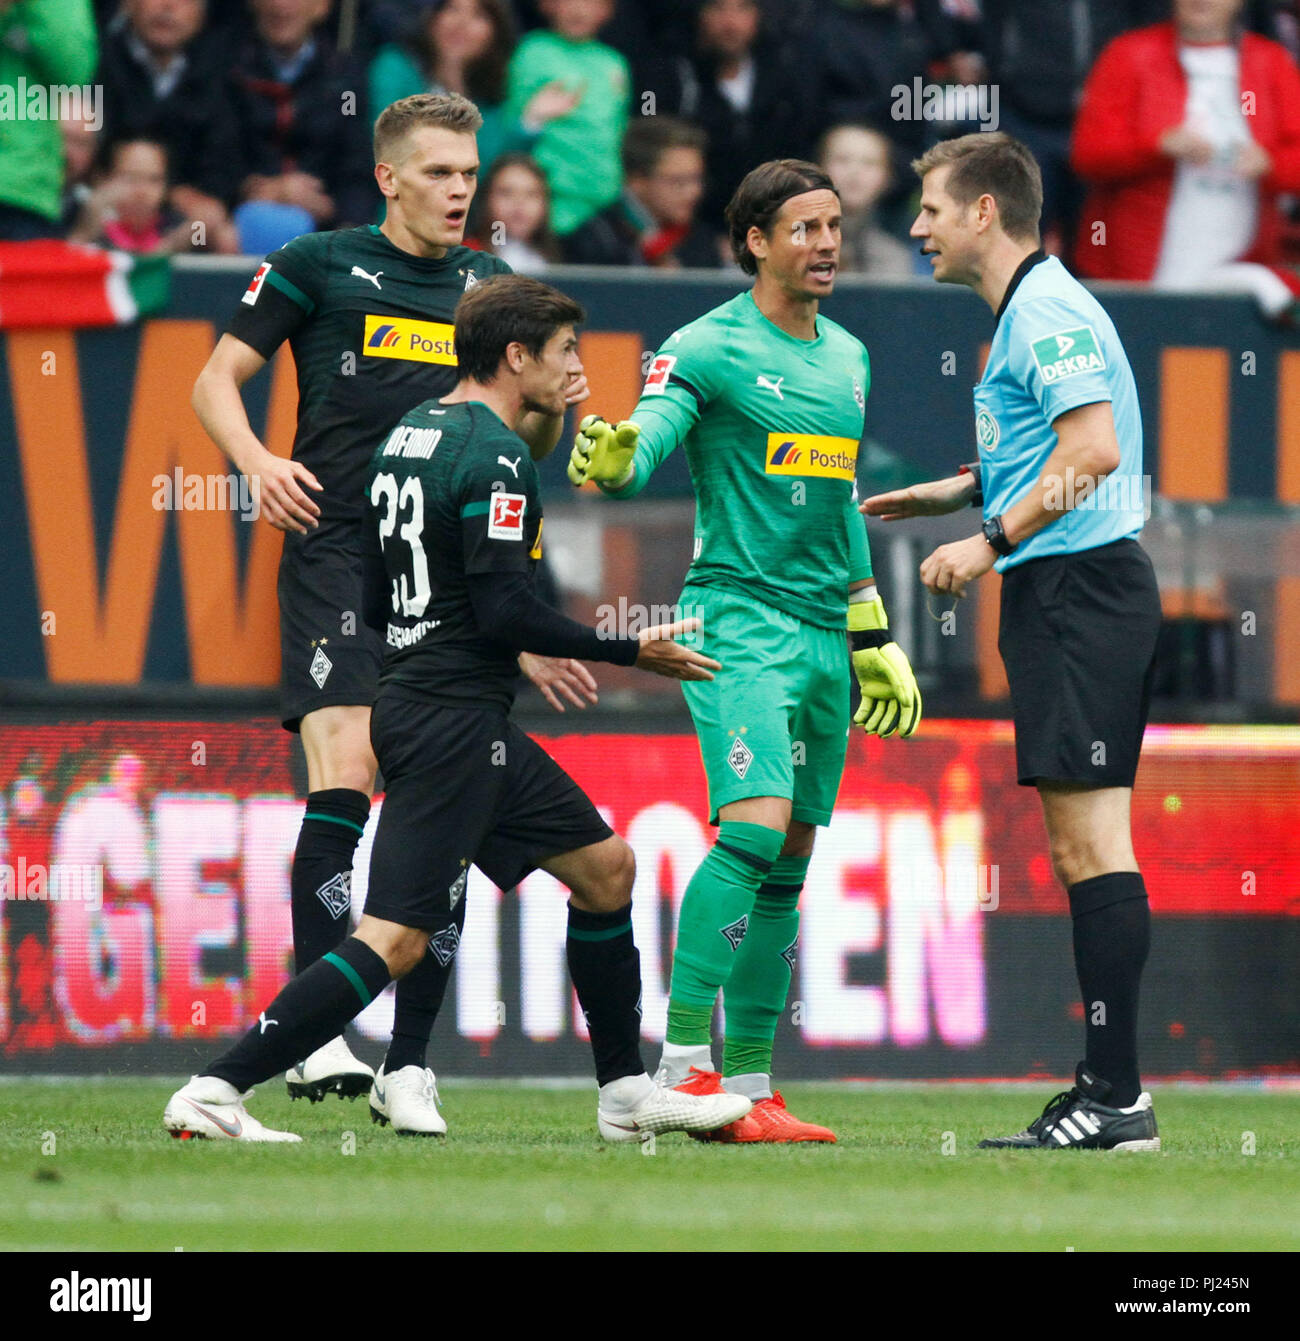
[166,274,753,1145]
[191,94,595,1133]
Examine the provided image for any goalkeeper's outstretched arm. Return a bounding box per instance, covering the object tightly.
[567,409,685,499]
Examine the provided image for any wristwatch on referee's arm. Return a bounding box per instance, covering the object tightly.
[957,460,983,508]
[981,514,1017,558]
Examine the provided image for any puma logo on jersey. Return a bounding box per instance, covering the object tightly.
[497,454,521,477]
[351,266,383,289]
[756,374,785,399]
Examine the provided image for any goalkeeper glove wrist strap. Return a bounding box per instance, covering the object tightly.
[850,628,891,651]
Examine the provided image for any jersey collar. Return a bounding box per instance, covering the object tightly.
[995,249,1048,325]
[744,288,823,347]
[367,223,461,268]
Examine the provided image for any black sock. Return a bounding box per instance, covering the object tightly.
[208,938,390,1092]
[384,899,466,1074]
[1068,872,1150,1108]
[290,789,371,972]
[566,902,644,1087]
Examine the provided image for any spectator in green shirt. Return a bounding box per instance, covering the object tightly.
[505,0,631,236]
[368,0,579,176]
[0,0,98,238]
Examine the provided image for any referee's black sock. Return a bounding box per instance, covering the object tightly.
[566,902,645,1086]
[290,789,371,973]
[1068,872,1150,1108]
[384,899,466,1074]
[208,938,391,1093]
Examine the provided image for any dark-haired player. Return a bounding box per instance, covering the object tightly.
[192,94,591,1133]
[569,159,921,1142]
[165,275,752,1143]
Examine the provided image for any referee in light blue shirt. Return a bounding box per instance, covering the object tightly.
[863,133,1162,1153]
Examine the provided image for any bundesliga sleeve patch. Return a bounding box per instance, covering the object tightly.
[241,261,271,306]
[642,354,676,395]
[488,492,526,540]
[1030,326,1106,384]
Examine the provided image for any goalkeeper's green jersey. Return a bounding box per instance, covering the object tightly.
[601,289,873,629]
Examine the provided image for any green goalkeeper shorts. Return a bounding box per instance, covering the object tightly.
[679,582,851,826]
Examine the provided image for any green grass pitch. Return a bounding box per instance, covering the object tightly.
[2,1079,1296,1251]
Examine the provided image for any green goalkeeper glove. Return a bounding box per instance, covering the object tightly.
[849,593,922,738]
[567,415,639,487]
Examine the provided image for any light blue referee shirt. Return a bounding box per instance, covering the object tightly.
[975,254,1146,572]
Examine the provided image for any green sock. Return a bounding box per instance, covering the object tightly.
[722,853,808,1078]
[665,820,785,1046]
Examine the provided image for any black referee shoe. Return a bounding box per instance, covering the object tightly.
[979,1064,1160,1151]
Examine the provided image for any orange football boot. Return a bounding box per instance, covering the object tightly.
[669,1067,763,1141]
[741,1091,837,1143]
[673,1071,836,1143]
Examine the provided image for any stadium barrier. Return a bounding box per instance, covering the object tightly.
[1,263,1299,706]
[1,716,1294,1079]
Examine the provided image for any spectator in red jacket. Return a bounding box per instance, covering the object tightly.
[1072,0,1300,320]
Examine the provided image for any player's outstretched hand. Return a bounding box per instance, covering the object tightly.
[250,451,322,533]
[568,415,639,486]
[518,652,599,712]
[635,618,720,682]
[860,474,974,521]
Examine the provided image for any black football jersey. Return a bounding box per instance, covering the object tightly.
[362,399,543,709]
[227,224,511,524]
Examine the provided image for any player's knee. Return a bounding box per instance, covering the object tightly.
[308,750,375,796]
[386,931,429,980]
[355,918,426,979]
[781,822,816,859]
[302,711,377,794]
[597,838,636,908]
[612,838,636,901]
[1048,832,1103,888]
[573,837,635,913]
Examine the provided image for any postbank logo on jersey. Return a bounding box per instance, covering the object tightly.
[363,314,457,365]
[765,434,858,481]
[1030,326,1105,384]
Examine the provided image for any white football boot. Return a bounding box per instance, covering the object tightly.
[164,1076,301,1142]
[368,1065,448,1136]
[285,1035,374,1102]
[596,1073,752,1143]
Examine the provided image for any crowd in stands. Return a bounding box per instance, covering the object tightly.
[0,0,1298,312]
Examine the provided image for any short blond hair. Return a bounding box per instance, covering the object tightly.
[373,93,483,165]
[912,132,1042,243]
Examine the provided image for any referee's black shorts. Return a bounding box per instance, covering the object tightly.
[998,537,1161,788]
[363,690,614,930]
[278,523,384,732]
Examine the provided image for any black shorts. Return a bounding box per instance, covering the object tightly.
[998,537,1161,788]
[278,525,384,732]
[363,691,614,929]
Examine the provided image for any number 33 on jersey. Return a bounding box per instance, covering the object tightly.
[363,400,544,707]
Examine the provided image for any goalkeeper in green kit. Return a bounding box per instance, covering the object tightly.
[568,159,921,1142]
